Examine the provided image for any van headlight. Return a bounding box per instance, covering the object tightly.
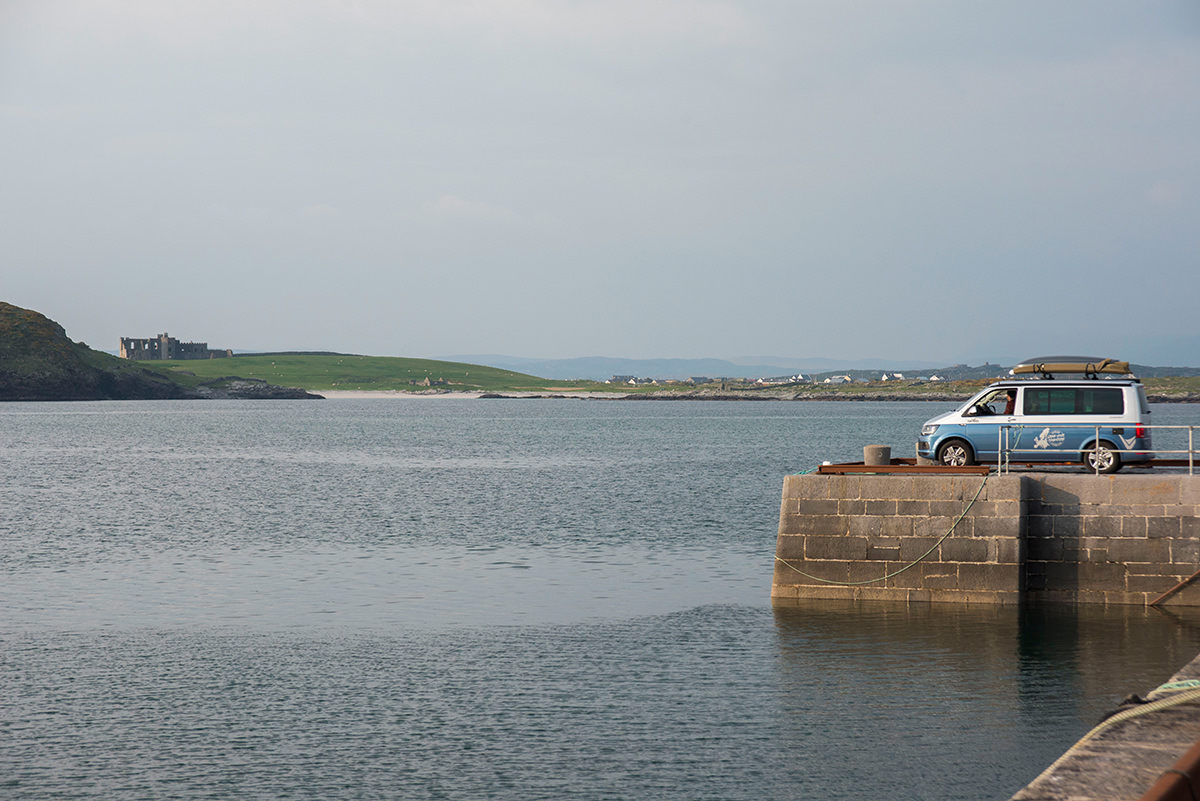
[921,424,939,436]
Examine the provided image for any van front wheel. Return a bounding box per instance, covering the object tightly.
[1083,441,1122,474]
[937,440,975,467]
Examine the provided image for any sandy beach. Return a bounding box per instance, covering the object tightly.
[315,389,621,400]
[317,389,484,399]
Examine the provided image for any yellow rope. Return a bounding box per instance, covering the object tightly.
[1028,687,1200,784]
[774,472,990,586]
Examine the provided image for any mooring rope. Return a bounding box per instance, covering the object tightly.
[1028,686,1200,784]
[773,470,991,586]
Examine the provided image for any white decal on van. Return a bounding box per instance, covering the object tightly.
[1033,429,1066,449]
[1119,435,1136,449]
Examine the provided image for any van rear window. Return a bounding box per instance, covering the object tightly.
[1081,388,1124,414]
[1023,387,1124,415]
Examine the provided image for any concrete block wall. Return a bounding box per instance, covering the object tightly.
[773,473,1200,606]
[1025,475,1200,605]
[772,473,1026,604]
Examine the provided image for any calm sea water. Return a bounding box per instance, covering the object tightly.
[3,399,1200,800]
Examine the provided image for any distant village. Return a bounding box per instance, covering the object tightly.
[605,370,962,388]
[601,360,1200,385]
[604,360,1198,386]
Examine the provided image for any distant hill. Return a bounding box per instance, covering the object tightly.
[0,302,320,401]
[729,355,948,373]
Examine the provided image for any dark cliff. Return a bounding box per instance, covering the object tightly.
[0,303,197,401]
[0,303,320,401]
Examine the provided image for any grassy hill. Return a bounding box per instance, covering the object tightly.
[158,353,598,393]
[0,301,594,398]
[158,353,1200,399]
[0,302,322,401]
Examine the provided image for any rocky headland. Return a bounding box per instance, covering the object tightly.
[193,378,319,400]
[0,302,321,401]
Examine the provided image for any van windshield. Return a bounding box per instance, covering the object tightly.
[967,388,1016,416]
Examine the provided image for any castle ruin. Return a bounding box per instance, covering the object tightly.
[119,333,232,361]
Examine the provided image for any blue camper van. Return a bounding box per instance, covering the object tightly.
[915,358,1152,473]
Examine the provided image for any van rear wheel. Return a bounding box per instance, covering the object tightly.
[1083,441,1122,474]
[936,440,975,467]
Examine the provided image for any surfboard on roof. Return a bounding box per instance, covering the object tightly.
[1009,356,1132,377]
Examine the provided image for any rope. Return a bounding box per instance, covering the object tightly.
[774,471,991,586]
[1028,687,1200,783]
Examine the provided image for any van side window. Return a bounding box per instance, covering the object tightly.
[1081,388,1124,414]
[1024,389,1075,414]
[1022,387,1124,415]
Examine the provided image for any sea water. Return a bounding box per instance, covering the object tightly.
[3,399,1200,800]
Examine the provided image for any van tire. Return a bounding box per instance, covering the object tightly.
[937,440,975,467]
[1083,441,1122,474]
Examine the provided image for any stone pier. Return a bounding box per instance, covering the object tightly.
[772,473,1200,605]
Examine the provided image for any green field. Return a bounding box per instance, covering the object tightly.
[151,353,1200,398]
[1143,376,1200,394]
[155,353,604,393]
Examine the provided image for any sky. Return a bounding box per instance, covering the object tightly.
[3,1,1198,366]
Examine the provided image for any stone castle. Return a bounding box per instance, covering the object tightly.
[119,333,232,361]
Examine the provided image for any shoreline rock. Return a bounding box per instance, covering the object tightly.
[194,378,324,400]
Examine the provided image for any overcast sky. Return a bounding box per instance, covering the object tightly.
[3,1,1198,365]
